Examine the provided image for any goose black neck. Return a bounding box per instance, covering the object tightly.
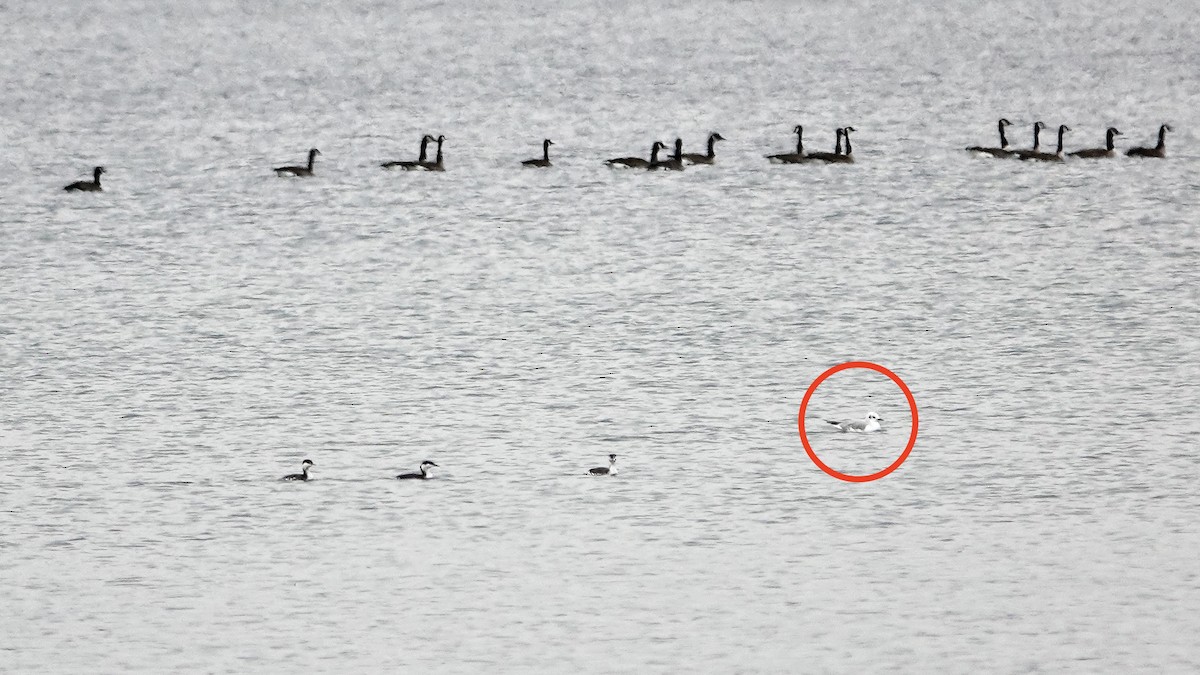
[998,120,1009,148]
[673,139,682,161]
[307,150,317,171]
[1106,128,1117,151]
[1032,124,1042,151]
[843,128,852,155]
[706,135,717,158]
[543,139,552,161]
[1157,125,1168,149]
[1055,126,1066,154]
[834,129,843,155]
[419,137,431,163]
[93,167,103,184]
[650,143,662,163]
[795,126,804,154]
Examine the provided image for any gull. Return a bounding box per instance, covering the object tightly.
[826,412,883,433]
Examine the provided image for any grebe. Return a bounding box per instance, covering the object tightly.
[397,460,439,480]
[282,459,315,481]
[589,454,618,475]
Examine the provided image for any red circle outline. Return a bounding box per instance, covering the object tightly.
[797,361,918,482]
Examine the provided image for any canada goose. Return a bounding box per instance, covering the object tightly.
[64,166,105,192]
[274,148,320,177]
[1020,124,1069,162]
[419,135,445,171]
[806,128,845,162]
[1013,122,1047,159]
[966,118,1014,157]
[382,135,434,170]
[1126,124,1171,158]
[1068,127,1121,159]
[680,132,725,164]
[648,138,685,170]
[825,126,855,163]
[521,139,554,167]
[606,141,666,168]
[766,125,809,163]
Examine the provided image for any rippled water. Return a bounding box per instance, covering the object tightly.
[3,1,1199,672]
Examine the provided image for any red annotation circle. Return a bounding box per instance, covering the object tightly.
[797,361,918,482]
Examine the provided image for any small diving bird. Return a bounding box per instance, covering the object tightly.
[274,148,321,177]
[397,460,439,480]
[1068,127,1121,159]
[64,166,105,192]
[282,459,315,481]
[826,412,883,433]
[589,454,618,476]
[521,139,554,167]
[680,132,725,164]
[1126,124,1171,158]
[966,118,1014,157]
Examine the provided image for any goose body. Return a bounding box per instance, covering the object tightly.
[1068,127,1121,159]
[521,139,554,167]
[808,128,852,163]
[1126,124,1171,158]
[648,138,685,170]
[680,132,724,164]
[766,125,809,163]
[382,135,433,170]
[966,118,1014,157]
[274,148,320,177]
[606,141,665,168]
[1020,124,1069,162]
[64,166,105,192]
[419,135,445,171]
[1013,122,1047,160]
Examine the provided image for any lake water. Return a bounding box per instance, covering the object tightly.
[2,1,1199,672]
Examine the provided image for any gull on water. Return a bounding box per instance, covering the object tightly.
[826,412,883,433]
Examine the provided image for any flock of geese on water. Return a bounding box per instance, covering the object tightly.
[60,121,1173,191]
[280,454,619,482]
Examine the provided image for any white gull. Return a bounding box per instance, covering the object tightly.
[826,412,883,433]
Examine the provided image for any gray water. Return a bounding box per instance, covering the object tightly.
[3,1,1199,672]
